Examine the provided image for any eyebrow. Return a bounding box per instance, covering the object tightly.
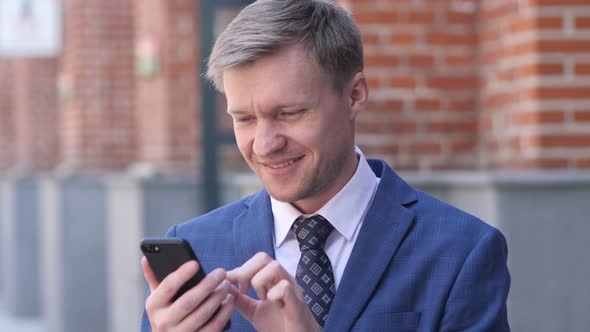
[227,102,309,115]
[227,109,246,115]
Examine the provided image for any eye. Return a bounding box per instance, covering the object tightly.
[234,115,255,124]
[280,109,305,118]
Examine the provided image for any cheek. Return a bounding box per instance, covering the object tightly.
[234,129,253,158]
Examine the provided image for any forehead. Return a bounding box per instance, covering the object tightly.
[222,46,330,109]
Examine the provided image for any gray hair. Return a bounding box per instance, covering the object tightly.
[206,0,364,93]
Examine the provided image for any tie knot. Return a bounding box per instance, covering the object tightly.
[293,214,333,251]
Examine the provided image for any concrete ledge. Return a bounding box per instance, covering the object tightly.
[400,170,590,188]
[1,170,589,332]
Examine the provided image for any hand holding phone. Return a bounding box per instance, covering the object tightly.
[140,238,232,331]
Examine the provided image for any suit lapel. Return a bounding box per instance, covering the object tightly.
[233,190,276,265]
[324,161,418,332]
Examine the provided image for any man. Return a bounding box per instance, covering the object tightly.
[141,0,511,331]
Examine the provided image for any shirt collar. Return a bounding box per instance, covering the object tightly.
[271,147,379,247]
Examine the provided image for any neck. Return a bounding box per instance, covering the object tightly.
[292,149,359,214]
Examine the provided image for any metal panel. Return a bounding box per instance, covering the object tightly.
[198,0,254,212]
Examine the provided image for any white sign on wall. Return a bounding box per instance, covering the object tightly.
[0,0,62,57]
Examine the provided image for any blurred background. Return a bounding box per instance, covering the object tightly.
[1,0,589,331]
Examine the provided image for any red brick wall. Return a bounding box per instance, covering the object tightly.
[351,0,480,171]
[59,0,136,172]
[480,0,590,170]
[0,58,15,171]
[13,59,60,171]
[135,0,200,176]
[2,0,590,175]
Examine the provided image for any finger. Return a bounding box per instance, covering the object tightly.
[199,294,235,332]
[147,260,199,309]
[267,279,312,325]
[266,278,290,304]
[176,279,230,332]
[141,256,159,291]
[227,252,273,293]
[168,268,227,324]
[251,260,290,301]
[229,284,258,322]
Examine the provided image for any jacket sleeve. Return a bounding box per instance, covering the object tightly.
[440,227,511,331]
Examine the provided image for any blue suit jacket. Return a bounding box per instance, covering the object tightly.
[142,159,510,331]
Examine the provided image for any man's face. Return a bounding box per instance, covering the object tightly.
[223,45,365,213]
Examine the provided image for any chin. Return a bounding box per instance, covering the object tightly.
[267,190,296,203]
[266,185,307,202]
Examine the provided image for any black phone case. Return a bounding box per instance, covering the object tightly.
[140,238,231,330]
[141,238,206,300]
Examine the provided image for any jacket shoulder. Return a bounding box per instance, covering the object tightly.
[412,189,505,253]
[170,191,260,236]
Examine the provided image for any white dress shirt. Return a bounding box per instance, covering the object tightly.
[271,147,380,289]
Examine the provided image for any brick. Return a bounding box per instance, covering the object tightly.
[353,10,398,24]
[509,16,563,32]
[427,75,478,90]
[577,159,590,169]
[376,99,404,113]
[388,76,417,89]
[575,63,590,75]
[414,98,441,111]
[406,142,443,155]
[362,31,380,44]
[532,158,570,170]
[365,54,400,67]
[483,90,523,107]
[576,16,590,29]
[427,120,478,134]
[538,16,564,29]
[408,54,435,68]
[451,141,476,153]
[538,40,590,53]
[444,54,477,67]
[510,137,522,151]
[535,86,590,99]
[481,26,503,43]
[363,145,400,158]
[509,17,536,33]
[389,32,417,46]
[503,40,538,57]
[574,110,590,122]
[446,10,475,25]
[427,31,477,47]
[407,9,436,24]
[520,63,564,76]
[530,0,590,6]
[367,76,381,88]
[449,99,476,112]
[530,134,590,148]
[367,99,404,116]
[511,111,565,125]
[390,120,418,133]
[356,121,387,133]
[483,2,518,22]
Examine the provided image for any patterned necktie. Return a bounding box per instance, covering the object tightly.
[293,214,336,327]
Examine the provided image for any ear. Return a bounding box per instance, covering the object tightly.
[347,72,368,121]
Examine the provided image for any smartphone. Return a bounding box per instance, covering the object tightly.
[140,238,231,330]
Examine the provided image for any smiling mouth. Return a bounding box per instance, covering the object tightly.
[264,156,303,169]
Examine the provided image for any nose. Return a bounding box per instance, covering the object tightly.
[252,120,286,157]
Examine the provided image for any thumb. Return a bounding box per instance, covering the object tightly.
[140,256,159,291]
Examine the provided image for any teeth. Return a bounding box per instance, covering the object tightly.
[269,159,295,169]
